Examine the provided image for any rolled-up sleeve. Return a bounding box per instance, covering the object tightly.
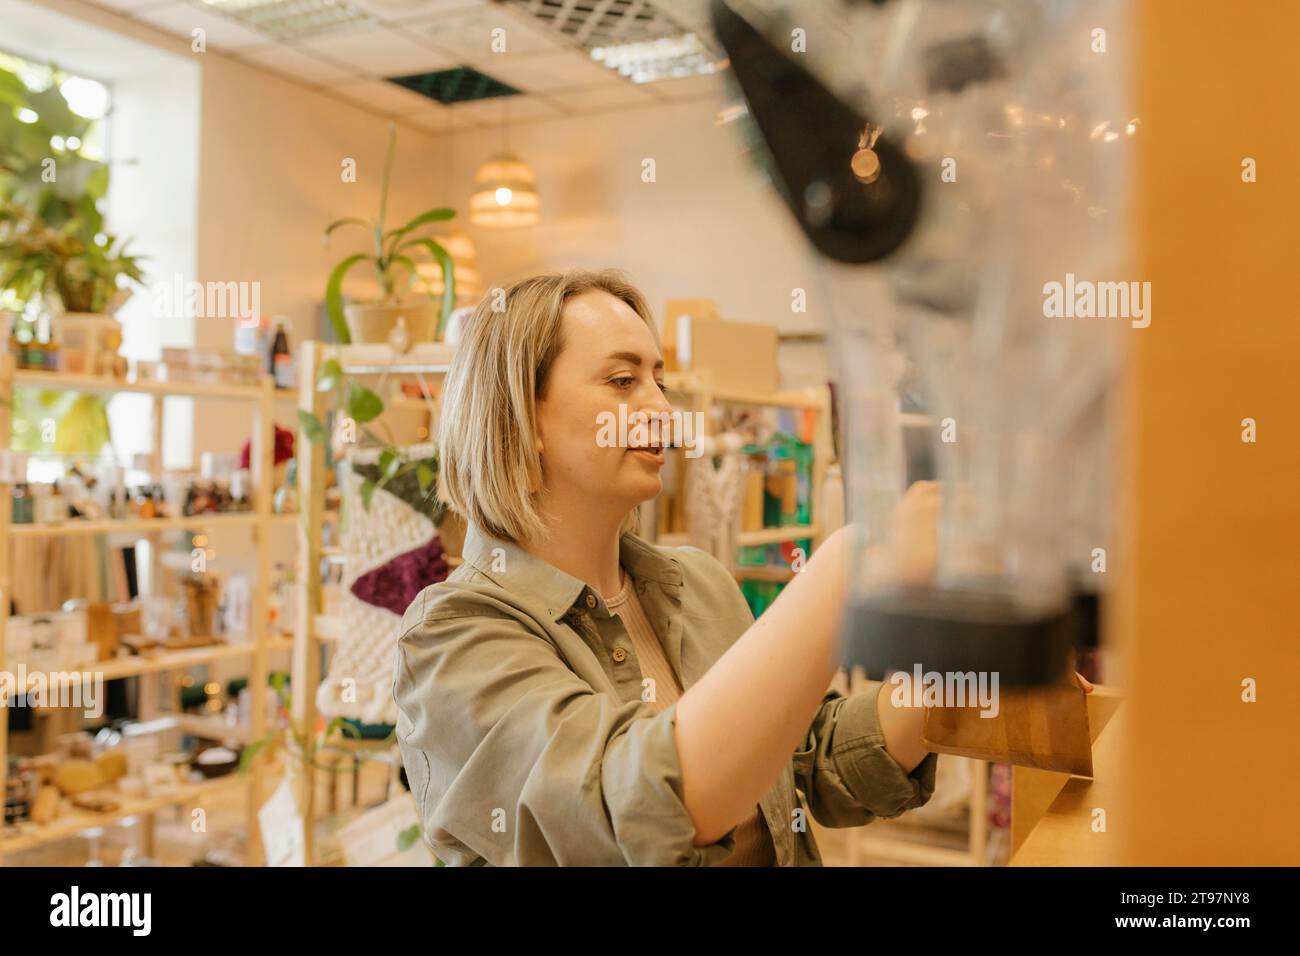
[393,607,739,866]
[792,681,938,828]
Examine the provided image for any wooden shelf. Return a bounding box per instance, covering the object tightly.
[327,341,456,375]
[0,772,247,857]
[663,373,828,410]
[11,368,268,401]
[733,565,796,583]
[8,512,260,538]
[657,527,818,548]
[171,711,255,744]
[268,510,339,523]
[79,642,259,683]
[738,525,818,546]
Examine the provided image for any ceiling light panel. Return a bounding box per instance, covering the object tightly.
[502,0,722,83]
[188,0,377,41]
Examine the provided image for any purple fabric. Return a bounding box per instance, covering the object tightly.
[350,537,450,616]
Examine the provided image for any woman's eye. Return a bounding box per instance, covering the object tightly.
[611,376,635,389]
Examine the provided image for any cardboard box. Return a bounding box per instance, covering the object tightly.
[661,298,720,359]
[675,314,779,396]
[922,675,1094,777]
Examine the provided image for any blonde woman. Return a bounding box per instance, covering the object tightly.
[394,269,942,866]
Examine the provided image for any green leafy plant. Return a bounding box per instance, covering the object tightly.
[0,65,146,314]
[0,201,143,313]
[296,356,443,516]
[323,122,456,344]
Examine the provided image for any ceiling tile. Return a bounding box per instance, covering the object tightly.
[348,0,480,22]
[548,82,659,114]
[402,5,567,59]
[300,25,457,76]
[449,93,562,124]
[134,2,272,50]
[466,49,617,93]
[644,70,728,101]
[235,42,359,85]
[332,77,445,115]
[87,0,177,12]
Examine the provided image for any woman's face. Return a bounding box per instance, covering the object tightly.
[535,290,675,519]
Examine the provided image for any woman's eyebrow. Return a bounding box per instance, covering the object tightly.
[605,350,664,370]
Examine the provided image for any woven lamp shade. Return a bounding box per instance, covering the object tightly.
[469,151,541,227]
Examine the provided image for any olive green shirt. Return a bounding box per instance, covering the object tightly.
[393,522,938,866]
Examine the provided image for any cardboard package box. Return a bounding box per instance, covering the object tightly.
[674,314,779,396]
[922,675,1094,777]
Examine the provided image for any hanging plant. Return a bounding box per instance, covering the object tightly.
[296,356,442,516]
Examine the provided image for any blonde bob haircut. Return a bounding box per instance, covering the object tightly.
[437,269,659,544]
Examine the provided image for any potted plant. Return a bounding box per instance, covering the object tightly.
[323,122,457,346]
[1,64,146,464]
[296,354,443,514]
[1,65,146,374]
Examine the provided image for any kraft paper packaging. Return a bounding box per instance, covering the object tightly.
[921,674,1094,777]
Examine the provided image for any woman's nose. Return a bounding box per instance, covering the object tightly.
[634,384,673,423]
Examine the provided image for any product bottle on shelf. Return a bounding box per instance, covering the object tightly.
[11,483,33,524]
[268,318,294,390]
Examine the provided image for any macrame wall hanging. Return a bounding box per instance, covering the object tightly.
[683,431,749,566]
[316,444,450,725]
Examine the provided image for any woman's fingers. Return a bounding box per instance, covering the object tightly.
[891,480,942,585]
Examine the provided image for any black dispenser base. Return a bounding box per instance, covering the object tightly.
[840,587,1084,688]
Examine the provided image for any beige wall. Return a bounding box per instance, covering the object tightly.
[433,89,881,392]
[435,94,834,338]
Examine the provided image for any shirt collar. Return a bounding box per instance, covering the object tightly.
[461,521,685,622]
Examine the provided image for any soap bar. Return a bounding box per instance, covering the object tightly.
[95,751,128,783]
[31,785,60,824]
[55,759,106,796]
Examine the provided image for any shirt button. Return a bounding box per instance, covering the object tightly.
[585,594,597,608]
[612,647,628,663]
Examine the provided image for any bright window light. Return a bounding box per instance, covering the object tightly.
[60,75,110,119]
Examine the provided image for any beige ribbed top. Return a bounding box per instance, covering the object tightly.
[605,567,775,867]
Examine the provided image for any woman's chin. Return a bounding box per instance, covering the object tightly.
[619,474,662,503]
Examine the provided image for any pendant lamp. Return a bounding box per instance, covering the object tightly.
[469,99,541,227]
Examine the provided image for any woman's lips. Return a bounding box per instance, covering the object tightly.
[628,445,665,464]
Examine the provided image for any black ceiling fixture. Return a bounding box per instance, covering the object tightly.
[388,66,522,105]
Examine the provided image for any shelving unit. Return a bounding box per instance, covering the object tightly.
[0,770,248,858]
[7,512,262,538]
[290,340,455,866]
[0,353,281,865]
[658,369,835,571]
